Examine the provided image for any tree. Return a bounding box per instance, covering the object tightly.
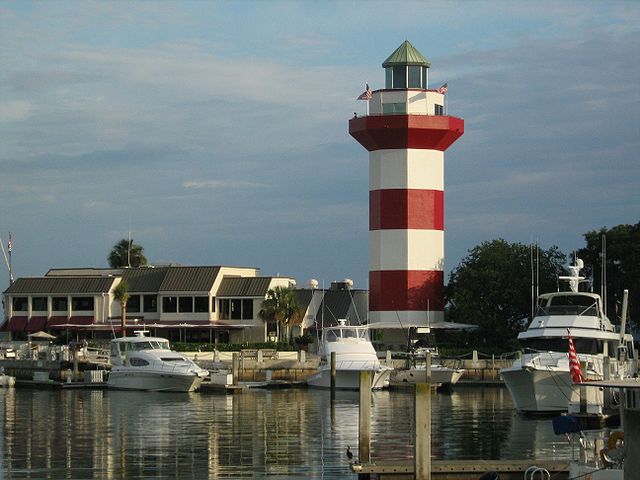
[259,286,303,344]
[577,222,640,329]
[113,280,130,337]
[108,238,147,268]
[446,239,566,350]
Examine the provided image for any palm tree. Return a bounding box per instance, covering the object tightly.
[107,238,148,268]
[113,280,130,337]
[259,286,302,344]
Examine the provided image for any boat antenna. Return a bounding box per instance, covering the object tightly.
[536,240,539,300]
[601,234,607,316]
[347,287,362,325]
[530,242,534,319]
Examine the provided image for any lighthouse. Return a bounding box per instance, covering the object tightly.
[349,41,464,329]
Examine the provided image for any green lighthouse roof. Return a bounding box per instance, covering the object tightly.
[382,40,431,68]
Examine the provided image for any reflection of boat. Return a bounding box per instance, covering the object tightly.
[307,320,392,390]
[107,332,209,392]
[392,348,464,388]
[501,259,637,413]
[1,367,15,387]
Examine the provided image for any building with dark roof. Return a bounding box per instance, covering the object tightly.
[2,265,295,344]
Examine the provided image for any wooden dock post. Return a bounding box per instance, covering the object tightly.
[414,352,432,480]
[330,352,337,400]
[359,370,371,465]
[232,352,239,385]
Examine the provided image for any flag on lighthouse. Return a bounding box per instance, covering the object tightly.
[567,329,585,384]
[437,83,448,94]
[357,83,372,100]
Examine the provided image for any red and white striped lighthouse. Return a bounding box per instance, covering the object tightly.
[349,41,464,328]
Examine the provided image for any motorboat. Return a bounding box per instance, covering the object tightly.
[107,331,209,392]
[501,259,637,413]
[391,348,465,389]
[307,320,392,390]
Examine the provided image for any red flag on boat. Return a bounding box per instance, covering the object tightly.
[567,329,585,384]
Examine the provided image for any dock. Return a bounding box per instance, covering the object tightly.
[351,460,568,479]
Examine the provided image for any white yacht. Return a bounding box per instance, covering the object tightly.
[501,259,637,413]
[107,332,209,392]
[307,320,392,390]
[392,348,465,388]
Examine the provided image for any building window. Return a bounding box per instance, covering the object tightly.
[382,102,407,115]
[408,66,421,88]
[211,297,216,312]
[12,297,28,311]
[162,296,177,313]
[231,299,242,320]
[71,297,94,311]
[52,297,68,311]
[179,296,193,313]
[128,295,141,313]
[32,297,47,311]
[392,66,406,88]
[242,299,253,319]
[219,299,230,320]
[143,295,157,312]
[434,104,444,115]
[194,297,209,313]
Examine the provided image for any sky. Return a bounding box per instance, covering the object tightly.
[1,0,639,295]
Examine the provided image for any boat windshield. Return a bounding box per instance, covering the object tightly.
[522,337,604,354]
[537,294,599,317]
[325,327,368,342]
[129,340,170,351]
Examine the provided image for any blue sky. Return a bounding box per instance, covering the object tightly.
[1,0,639,295]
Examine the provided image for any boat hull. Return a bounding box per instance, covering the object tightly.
[107,369,204,392]
[501,366,578,413]
[307,367,391,390]
[392,366,464,387]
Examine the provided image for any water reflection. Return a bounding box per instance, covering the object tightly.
[0,387,569,479]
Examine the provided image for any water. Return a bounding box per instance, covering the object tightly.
[1,386,570,479]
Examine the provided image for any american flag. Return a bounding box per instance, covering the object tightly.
[567,329,585,384]
[7,233,11,253]
[437,83,448,95]
[357,83,372,100]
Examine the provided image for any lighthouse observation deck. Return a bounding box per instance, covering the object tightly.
[349,89,464,152]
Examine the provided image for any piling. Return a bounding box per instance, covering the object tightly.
[330,352,337,399]
[232,352,239,385]
[359,370,371,465]
[414,353,432,480]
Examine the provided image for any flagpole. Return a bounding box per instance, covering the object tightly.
[0,235,10,285]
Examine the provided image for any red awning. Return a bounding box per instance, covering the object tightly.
[26,316,48,332]
[48,316,69,327]
[69,316,95,325]
[7,316,28,332]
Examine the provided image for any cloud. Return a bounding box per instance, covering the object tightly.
[0,100,32,122]
[182,180,267,190]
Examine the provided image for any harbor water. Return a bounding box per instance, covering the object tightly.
[1,386,570,479]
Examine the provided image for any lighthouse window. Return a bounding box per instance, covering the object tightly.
[385,68,392,88]
[392,66,406,88]
[408,66,421,88]
[422,66,428,89]
[434,104,444,116]
[382,102,407,115]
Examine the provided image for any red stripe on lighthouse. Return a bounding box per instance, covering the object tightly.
[349,115,464,152]
[370,189,443,230]
[369,270,444,311]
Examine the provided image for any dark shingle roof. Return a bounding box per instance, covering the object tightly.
[4,276,116,295]
[216,277,272,297]
[121,267,170,293]
[158,266,221,292]
[382,40,430,68]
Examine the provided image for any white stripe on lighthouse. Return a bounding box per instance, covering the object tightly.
[370,230,444,271]
[370,149,444,191]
